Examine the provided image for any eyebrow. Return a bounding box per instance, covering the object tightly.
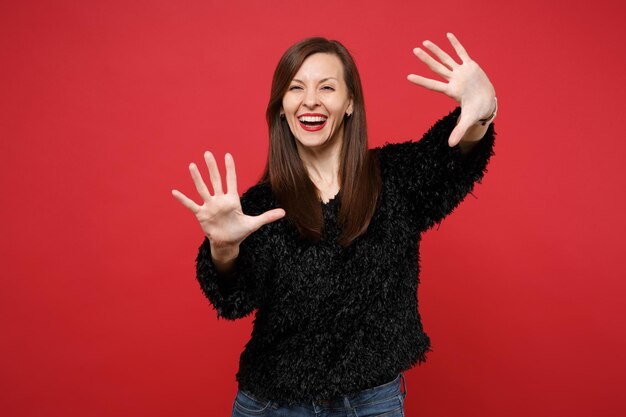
[291,77,338,84]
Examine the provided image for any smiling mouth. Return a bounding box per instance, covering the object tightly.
[298,115,328,132]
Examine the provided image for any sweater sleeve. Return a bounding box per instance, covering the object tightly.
[376,106,496,232]
[195,185,275,321]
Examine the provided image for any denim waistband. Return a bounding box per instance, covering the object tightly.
[311,373,406,410]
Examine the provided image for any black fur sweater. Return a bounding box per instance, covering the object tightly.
[196,106,496,405]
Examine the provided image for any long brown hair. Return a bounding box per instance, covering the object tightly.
[261,37,381,247]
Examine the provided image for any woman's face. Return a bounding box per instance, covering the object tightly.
[281,53,354,151]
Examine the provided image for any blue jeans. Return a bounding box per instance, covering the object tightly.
[231,373,407,417]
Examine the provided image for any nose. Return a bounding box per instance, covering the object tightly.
[302,88,320,109]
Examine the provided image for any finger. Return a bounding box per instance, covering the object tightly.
[171,189,200,213]
[224,153,238,196]
[422,39,460,69]
[446,32,471,63]
[251,208,286,230]
[189,162,212,201]
[448,125,464,148]
[204,151,224,195]
[406,74,447,93]
[413,47,452,79]
[448,114,474,147]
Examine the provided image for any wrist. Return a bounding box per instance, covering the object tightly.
[210,241,240,262]
[477,96,497,126]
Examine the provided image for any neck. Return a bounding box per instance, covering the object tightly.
[297,140,341,190]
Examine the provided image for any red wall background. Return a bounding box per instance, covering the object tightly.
[1,1,624,416]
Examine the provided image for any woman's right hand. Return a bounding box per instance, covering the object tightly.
[171,151,286,253]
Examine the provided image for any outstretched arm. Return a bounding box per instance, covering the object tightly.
[375,33,497,232]
[171,151,285,320]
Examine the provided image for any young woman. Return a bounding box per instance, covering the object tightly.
[172,33,497,417]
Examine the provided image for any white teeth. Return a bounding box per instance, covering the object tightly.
[298,116,327,122]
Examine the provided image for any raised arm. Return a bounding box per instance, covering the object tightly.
[195,185,278,320]
[171,151,285,320]
[376,33,497,232]
[376,107,495,232]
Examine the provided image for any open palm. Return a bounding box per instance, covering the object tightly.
[407,32,496,147]
[171,151,285,251]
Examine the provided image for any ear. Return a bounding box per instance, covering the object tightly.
[347,98,354,115]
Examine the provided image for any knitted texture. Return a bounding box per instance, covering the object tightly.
[195,106,496,405]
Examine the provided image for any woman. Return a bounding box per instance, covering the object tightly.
[172,33,497,417]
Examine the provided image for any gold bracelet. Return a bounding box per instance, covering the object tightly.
[478,97,498,126]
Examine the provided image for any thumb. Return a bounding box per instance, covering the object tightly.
[251,208,286,230]
[448,113,473,147]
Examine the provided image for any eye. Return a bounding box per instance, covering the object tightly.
[288,85,302,91]
[321,86,335,91]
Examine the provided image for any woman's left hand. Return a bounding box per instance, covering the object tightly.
[407,32,496,147]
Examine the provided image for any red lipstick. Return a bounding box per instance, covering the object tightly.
[297,113,328,132]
